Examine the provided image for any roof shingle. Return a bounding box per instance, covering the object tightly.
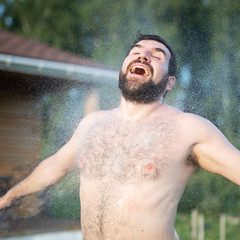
[0,30,104,68]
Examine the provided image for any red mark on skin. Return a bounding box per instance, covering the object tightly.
[144,163,155,171]
[141,229,144,232]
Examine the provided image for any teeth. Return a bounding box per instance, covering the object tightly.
[130,65,150,76]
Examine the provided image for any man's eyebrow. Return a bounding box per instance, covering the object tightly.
[154,47,166,56]
[131,44,166,56]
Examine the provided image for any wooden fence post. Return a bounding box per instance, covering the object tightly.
[191,209,198,240]
[220,214,226,240]
[198,213,204,240]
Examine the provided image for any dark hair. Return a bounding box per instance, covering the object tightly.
[129,33,177,76]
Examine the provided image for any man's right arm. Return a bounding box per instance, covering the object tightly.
[0,118,84,210]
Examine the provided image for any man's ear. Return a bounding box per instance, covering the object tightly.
[166,76,176,90]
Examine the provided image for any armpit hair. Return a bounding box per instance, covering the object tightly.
[186,150,199,167]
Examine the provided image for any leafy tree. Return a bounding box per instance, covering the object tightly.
[0,0,93,57]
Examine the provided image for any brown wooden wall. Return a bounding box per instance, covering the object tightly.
[0,91,42,178]
[0,70,101,217]
[0,76,43,216]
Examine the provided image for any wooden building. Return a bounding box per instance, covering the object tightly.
[0,30,118,217]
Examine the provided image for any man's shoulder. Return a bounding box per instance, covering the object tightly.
[161,104,211,126]
[177,111,211,126]
[76,109,116,132]
[175,111,219,140]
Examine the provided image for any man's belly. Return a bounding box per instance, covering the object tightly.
[80,178,180,240]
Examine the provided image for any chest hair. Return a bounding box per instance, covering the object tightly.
[79,115,177,182]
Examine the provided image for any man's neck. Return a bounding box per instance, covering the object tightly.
[118,96,164,122]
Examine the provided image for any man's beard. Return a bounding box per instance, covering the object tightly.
[118,71,169,104]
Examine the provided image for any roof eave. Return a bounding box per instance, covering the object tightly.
[0,53,118,87]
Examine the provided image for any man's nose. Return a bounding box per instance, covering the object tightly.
[138,51,151,62]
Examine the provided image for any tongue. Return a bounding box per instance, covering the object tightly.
[134,68,146,76]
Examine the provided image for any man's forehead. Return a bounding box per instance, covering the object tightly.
[132,40,171,57]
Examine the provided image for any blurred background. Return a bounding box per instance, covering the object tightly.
[0,0,239,239]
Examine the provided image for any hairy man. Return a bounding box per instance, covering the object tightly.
[0,34,240,240]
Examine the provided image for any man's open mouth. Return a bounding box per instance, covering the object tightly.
[130,65,150,77]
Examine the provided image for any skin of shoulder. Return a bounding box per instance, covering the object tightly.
[75,110,113,136]
[177,112,240,185]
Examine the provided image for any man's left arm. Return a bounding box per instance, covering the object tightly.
[190,115,240,185]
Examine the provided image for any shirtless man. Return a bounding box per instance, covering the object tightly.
[0,34,240,240]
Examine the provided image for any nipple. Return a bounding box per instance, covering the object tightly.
[144,163,155,171]
[142,163,157,179]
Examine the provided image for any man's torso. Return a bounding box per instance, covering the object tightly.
[78,107,197,240]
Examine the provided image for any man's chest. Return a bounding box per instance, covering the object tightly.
[79,117,180,182]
